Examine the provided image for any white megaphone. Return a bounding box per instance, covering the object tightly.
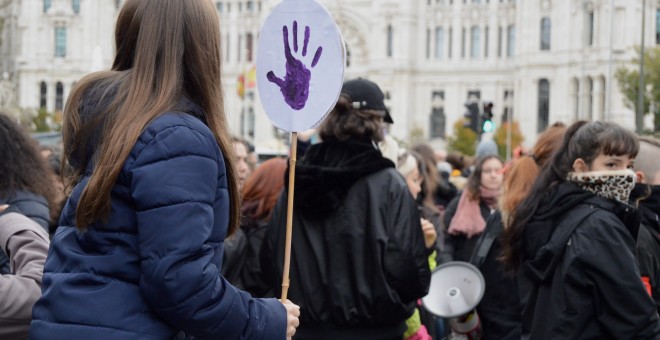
[422,261,485,340]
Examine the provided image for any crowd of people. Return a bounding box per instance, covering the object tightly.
[2,0,660,339]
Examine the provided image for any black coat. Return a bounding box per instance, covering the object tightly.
[469,211,521,340]
[262,138,431,340]
[635,184,660,313]
[520,182,660,339]
[440,194,494,263]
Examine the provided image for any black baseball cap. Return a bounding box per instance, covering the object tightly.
[341,78,394,124]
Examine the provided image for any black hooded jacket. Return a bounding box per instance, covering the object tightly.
[635,184,660,313]
[519,182,660,339]
[262,138,431,339]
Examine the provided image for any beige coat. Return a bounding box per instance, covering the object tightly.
[0,212,49,339]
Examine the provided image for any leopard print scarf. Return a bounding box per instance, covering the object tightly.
[567,169,636,204]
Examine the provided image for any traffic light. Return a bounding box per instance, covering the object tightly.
[482,102,495,133]
[463,101,480,133]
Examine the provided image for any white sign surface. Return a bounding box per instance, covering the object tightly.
[256,0,345,132]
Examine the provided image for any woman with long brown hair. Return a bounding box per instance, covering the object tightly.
[440,155,504,263]
[30,1,299,338]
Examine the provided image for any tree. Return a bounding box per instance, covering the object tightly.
[615,47,660,133]
[32,108,52,132]
[448,119,477,156]
[493,121,525,160]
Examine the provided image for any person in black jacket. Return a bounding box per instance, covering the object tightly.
[633,136,660,313]
[263,78,431,340]
[440,155,503,263]
[469,123,566,340]
[501,121,660,339]
[0,113,58,274]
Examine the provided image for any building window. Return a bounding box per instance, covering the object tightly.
[386,25,393,57]
[237,34,242,62]
[55,82,64,111]
[540,17,551,50]
[470,26,480,58]
[426,28,431,59]
[448,27,453,58]
[497,26,503,57]
[216,1,223,12]
[503,89,514,122]
[238,2,242,12]
[39,82,47,109]
[72,0,80,14]
[44,0,52,12]
[247,1,254,12]
[435,27,444,59]
[586,10,594,46]
[246,33,253,62]
[227,3,231,12]
[507,25,515,57]
[55,27,67,58]
[461,27,466,58]
[586,77,593,120]
[430,91,446,138]
[346,44,351,67]
[656,9,660,44]
[484,26,489,57]
[538,79,549,133]
[224,34,230,62]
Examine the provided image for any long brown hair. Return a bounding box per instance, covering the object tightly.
[241,158,287,222]
[63,0,240,234]
[500,123,566,224]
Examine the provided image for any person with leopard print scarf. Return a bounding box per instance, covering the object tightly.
[501,121,660,339]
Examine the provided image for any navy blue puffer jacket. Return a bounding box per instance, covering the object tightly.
[30,108,286,339]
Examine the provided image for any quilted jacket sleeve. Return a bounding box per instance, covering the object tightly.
[130,117,286,339]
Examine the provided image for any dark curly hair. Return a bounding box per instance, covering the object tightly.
[0,113,58,223]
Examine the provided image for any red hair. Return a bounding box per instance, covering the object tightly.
[241,157,287,222]
[500,123,566,224]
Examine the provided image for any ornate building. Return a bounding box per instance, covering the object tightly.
[0,0,656,149]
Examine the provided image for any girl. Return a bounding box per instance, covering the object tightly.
[501,121,660,339]
[30,1,299,338]
[440,155,504,263]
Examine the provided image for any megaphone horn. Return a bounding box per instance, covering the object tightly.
[422,261,485,340]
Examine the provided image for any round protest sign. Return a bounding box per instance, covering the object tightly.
[256,0,345,132]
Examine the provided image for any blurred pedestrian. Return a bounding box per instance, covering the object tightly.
[0,205,49,339]
[223,157,287,296]
[502,121,660,339]
[632,136,660,313]
[440,155,503,263]
[263,78,431,340]
[0,113,57,274]
[30,0,298,338]
[233,137,252,190]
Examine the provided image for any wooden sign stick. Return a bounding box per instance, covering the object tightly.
[281,131,298,302]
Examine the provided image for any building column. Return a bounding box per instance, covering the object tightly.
[592,76,605,121]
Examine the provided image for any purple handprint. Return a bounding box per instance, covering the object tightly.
[267,21,323,110]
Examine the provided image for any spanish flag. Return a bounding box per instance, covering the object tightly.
[237,65,256,98]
